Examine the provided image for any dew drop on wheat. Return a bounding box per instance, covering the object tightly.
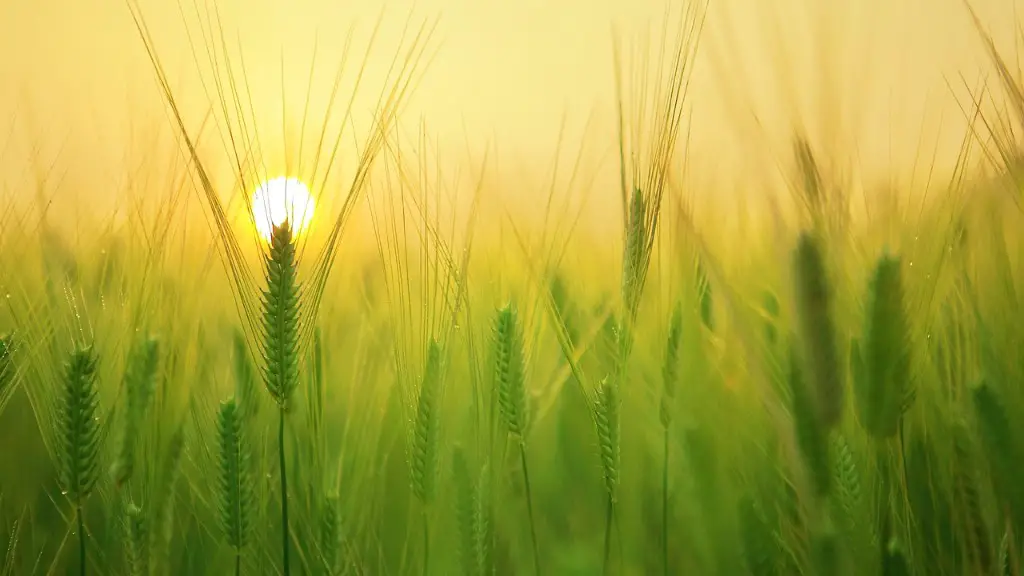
[60,489,68,496]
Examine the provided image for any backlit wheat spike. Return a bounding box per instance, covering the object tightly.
[492,304,529,440]
[792,232,843,430]
[217,397,254,576]
[261,221,302,576]
[261,222,302,409]
[595,376,621,501]
[660,303,683,428]
[57,345,101,576]
[857,254,911,438]
[622,187,647,318]
[411,339,442,505]
[123,502,147,576]
[113,337,159,487]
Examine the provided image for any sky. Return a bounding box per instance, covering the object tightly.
[0,0,1021,225]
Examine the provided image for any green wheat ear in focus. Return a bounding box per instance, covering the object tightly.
[260,221,303,576]
[261,221,301,410]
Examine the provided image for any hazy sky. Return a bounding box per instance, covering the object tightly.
[1,0,1021,221]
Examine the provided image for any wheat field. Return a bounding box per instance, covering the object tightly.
[1,1,1024,575]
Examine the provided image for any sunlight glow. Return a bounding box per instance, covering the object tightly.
[252,177,316,242]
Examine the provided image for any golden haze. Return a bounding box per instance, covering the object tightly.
[0,0,1019,233]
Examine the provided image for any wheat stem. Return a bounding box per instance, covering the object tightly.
[77,505,86,576]
[662,425,670,576]
[261,222,301,576]
[602,495,614,576]
[422,506,430,576]
[518,443,541,575]
[279,406,290,575]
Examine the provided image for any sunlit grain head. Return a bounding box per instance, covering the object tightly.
[252,177,316,242]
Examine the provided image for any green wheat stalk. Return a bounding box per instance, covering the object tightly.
[491,303,541,575]
[786,339,843,574]
[660,303,683,575]
[857,253,911,439]
[786,342,830,498]
[452,445,488,576]
[595,374,620,575]
[791,231,843,431]
[972,378,1024,529]
[790,232,847,573]
[123,502,147,576]
[319,495,341,576]
[217,397,254,576]
[260,221,302,576]
[411,339,443,576]
[952,424,993,574]
[150,424,185,576]
[112,337,159,488]
[56,345,101,576]
[622,187,647,319]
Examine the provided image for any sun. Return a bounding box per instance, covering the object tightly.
[251,176,316,242]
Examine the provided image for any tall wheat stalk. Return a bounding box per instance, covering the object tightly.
[56,346,101,576]
[411,339,443,576]
[259,222,303,575]
[492,303,541,575]
[217,397,254,576]
[660,303,683,575]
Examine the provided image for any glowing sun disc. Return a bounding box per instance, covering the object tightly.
[252,177,316,241]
